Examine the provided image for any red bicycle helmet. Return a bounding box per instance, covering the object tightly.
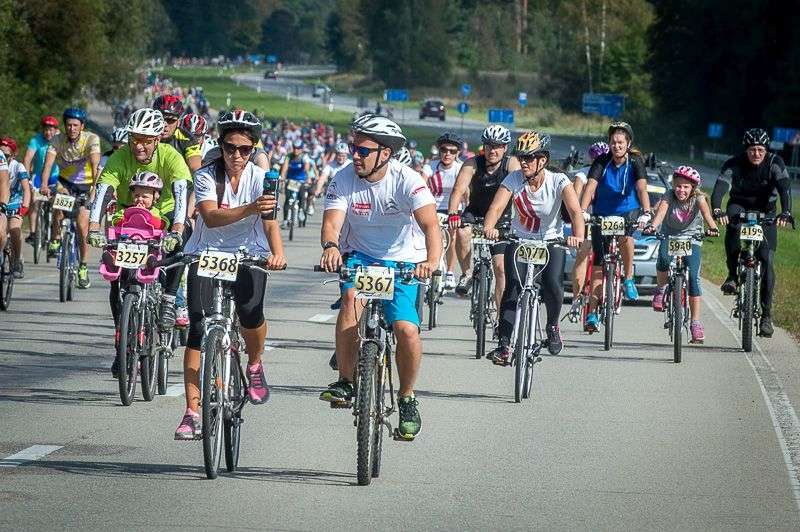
[41,115,59,128]
[152,94,184,118]
[0,136,18,154]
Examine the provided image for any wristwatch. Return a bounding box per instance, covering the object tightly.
[321,241,339,250]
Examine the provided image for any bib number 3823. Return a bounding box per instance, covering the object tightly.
[354,267,395,300]
[740,224,764,242]
[600,216,626,236]
[198,251,239,281]
[53,193,76,212]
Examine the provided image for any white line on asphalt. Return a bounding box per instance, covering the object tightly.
[164,384,185,397]
[0,445,63,468]
[308,314,333,323]
[704,284,800,512]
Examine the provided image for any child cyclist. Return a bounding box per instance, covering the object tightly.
[110,170,167,228]
[645,165,719,343]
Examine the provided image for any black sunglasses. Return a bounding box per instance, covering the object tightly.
[349,144,383,157]
[222,141,255,157]
[518,153,546,163]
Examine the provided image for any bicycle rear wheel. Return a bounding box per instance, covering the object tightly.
[514,293,531,403]
[673,275,684,363]
[371,346,390,478]
[0,249,13,311]
[741,268,755,353]
[603,264,616,351]
[223,360,243,472]
[474,263,488,359]
[356,339,379,486]
[427,281,439,330]
[288,205,296,241]
[33,209,44,265]
[202,328,226,479]
[140,303,158,401]
[523,297,539,399]
[117,292,140,406]
[58,232,71,303]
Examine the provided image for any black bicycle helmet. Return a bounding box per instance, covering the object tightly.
[436,132,464,149]
[742,128,770,147]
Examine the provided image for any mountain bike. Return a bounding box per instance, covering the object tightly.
[425,213,449,330]
[0,229,14,311]
[316,259,422,486]
[462,218,499,359]
[161,250,277,479]
[563,233,594,329]
[52,191,87,303]
[589,215,638,351]
[284,179,308,241]
[31,194,53,264]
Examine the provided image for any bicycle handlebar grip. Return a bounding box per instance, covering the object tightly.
[313,265,325,272]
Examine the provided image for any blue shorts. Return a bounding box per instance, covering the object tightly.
[31,171,59,189]
[341,251,421,327]
[6,194,22,215]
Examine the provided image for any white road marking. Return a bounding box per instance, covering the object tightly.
[704,283,800,512]
[308,314,333,323]
[0,445,63,468]
[164,384,185,397]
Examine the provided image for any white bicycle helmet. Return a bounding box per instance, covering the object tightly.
[393,146,413,167]
[481,124,511,145]
[351,113,406,153]
[217,110,262,140]
[335,141,349,154]
[126,108,165,137]
[111,127,129,145]
[128,170,164,192]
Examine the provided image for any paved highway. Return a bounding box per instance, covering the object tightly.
[2,212,800,530]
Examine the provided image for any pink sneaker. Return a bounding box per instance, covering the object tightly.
[175,306,189,327]
[652,288,665,312]
[174,409,201,440]
[690,321,705,343]
[247,362,270,404]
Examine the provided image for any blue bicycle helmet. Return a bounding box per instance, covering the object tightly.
[63,107,87,123]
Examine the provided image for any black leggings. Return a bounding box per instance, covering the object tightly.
[498,244,565,345]
[186,262,267,350]
[724,203,778,315]
[109,213,191,326]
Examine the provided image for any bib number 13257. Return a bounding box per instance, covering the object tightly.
[197,251,239,281]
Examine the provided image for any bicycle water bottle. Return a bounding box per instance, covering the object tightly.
[262,170,280,220]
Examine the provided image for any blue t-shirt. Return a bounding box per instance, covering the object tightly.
[587,153,647,216]
[286,153,308,181]
[27,133,59,186]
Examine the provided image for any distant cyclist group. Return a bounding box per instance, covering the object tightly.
[0,74,793,480]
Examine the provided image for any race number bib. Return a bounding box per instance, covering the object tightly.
[515,242,549,265]
[667,238,692,257]
[114,243,149,269]
[286,180,302,192]
[740,224,764,242]
[600,216,626,236]
[197,251,239,281]
[53,193,76,212]
[354,266,395,300]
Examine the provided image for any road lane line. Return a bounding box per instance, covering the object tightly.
[164,384,185,397]
[704,284,800,512]
[308,314,333,323]
[0,445,63,468]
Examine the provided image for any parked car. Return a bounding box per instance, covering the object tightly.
[312,84,331,98]
[562,165,672,295]
[263,70,278,79]
[419,99,446,121]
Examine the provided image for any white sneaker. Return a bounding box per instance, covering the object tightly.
[307,204,315,216]
[444,271,456,290]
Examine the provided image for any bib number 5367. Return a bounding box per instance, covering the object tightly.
[354,267,395,300]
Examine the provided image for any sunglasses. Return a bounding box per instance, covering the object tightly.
[222,141,255,157]
[130,135,159,147]
[483,142,506,151]
[439,147,459,155]
[349,144,382,157]
[163,115,179,124]
[518,153,545,163]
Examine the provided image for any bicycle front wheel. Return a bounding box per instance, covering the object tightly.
[427,280,439,330]
[140,303,158,401]
[475,263,488,359]
[0,249,13,311]
[603,264,616,351]
[356,340,379,486]
[288,205,296,241]
[741,267,755,353]
[117,292,140,406]
[202,329,226,479]
[58,232,71,303]
[513,292,531,403]
[223,361,243,472]
[371,346,390,479]
[33,210,44,264]
[673,275,684,363]
[523,297,539,399]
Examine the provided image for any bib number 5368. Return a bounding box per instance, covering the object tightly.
[198,251,239,281]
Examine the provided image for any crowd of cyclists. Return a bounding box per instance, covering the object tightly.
[0,76,794,441]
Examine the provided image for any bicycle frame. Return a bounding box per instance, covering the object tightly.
[507,251,546,359]
[599,235,623,320]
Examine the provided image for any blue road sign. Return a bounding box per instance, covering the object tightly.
[457,101,470,114]
[385,89,409,102]
[462,84,471,97]
[582,93,625,118]
[707,123,724,139]
[488,108,514,124]
[773,127,799,143]
[518,92,528,107]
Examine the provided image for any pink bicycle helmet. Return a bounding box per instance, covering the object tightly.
[128,170,164,192]
[673,165,701,186]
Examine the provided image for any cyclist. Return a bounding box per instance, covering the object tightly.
[279,139,312,229]
[579,121,652,332]
[23,116,60,245]
[319,113,441,440]
[153,95,202,173]
[40,107,101,288]
[711,128,793,338]
[100,128,129,169]
[482,131,584,360]
[645,166,719,343]
[0,152,9,262]
[175,111,286,439]
[448,125,520,310]
[569,141,609,314]
[422,132,466,290]
[87,108,190,376]
[0,138,31,278]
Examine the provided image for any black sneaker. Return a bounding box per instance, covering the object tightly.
[720,277,737,295]
[397,394,421,440]
[159,296,176,331]
[455,274,470,296]
[546,325,563,355]
[319,379,353,403]
[25,233,35,245]
[111,354,121,379]
[11,260,24,279]
[328,351,338,371]
[487,345,510,365]
[759,316,774,338]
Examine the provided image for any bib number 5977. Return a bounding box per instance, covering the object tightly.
[197,251,239,281]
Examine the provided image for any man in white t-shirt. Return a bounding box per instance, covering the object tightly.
[313,141,350,198]
[422,132,466,290]
[319,114,441,441]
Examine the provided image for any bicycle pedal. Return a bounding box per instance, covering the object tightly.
[392,429,415,442]
[329,400,352,409]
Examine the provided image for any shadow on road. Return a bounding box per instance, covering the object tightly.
[22,459,356,485]
[0,387,119,406]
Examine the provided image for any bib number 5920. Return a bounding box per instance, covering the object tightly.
[197,251,239,281]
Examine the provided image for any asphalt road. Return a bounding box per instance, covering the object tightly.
[2,212,800,530]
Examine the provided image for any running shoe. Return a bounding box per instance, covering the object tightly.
[174,409,201,440]
[585,312,600,332]
[47,239,61,257]
[652,287,666,312]
[488,345,510,365]
[623,278,638,301]
[175,306,189,327]
[12,260,23,279]
[546,325,563,355]
[720,277,737,295]
[247,361,270,404]
[319,379,353,403]
[443,271,456,290]
[454,273,470,296]
[690,320,705,343]
[25,233,35,245]
[77,264,91,288]
[397,394,421,440]
[759,316,774,338]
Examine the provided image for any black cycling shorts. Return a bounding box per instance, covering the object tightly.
[590,209,639,266]
[461,210,508,256]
